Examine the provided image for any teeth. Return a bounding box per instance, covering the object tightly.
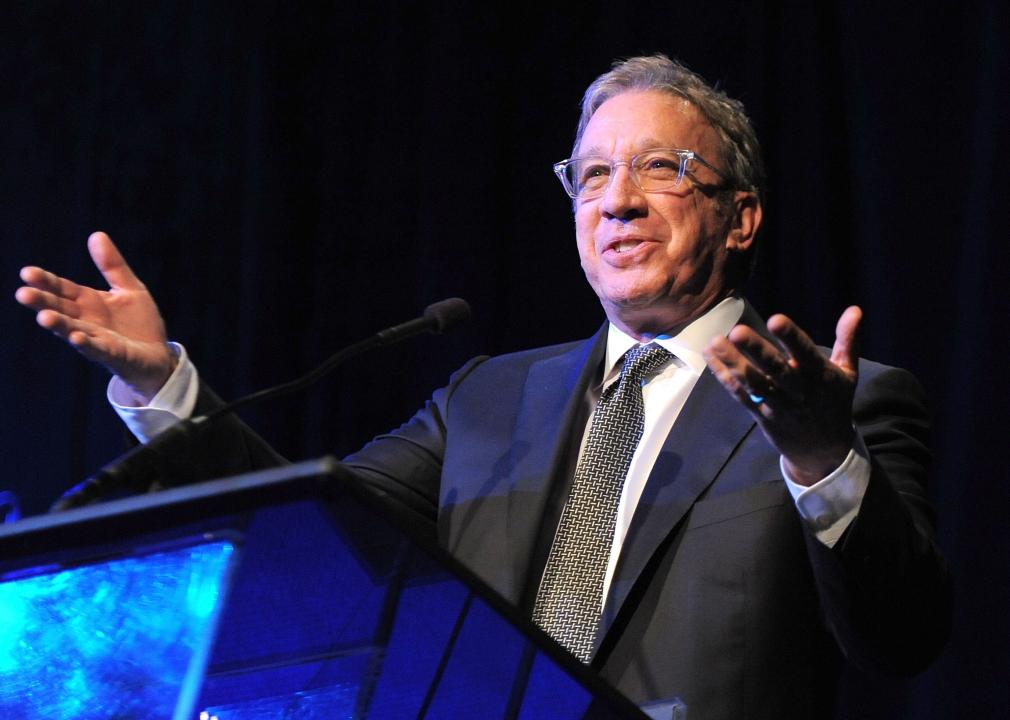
[614,241,638,253]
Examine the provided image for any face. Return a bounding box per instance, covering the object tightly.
[574,90,752,338]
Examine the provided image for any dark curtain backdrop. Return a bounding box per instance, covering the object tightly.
[3,1,1007,717]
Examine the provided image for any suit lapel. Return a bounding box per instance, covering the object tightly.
[506,326,608,601]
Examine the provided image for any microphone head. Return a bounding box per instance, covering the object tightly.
[423,297,471,334]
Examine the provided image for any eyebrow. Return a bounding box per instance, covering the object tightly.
[577,138,681,157]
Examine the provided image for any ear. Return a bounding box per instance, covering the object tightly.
[725,191,762,253]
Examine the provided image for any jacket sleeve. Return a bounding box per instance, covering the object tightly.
[146,381,290,489]
[177,357,488,531]
[804,363,951,676]
[340,356,489,529]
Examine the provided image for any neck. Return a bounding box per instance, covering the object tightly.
[605,290,736,342]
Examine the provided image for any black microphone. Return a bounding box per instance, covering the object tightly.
[51,298,472,512]
[376,297,471,344]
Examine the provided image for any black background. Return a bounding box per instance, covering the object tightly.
[3,2,1008,717]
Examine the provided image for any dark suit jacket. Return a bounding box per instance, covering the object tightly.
[194,304,950,720]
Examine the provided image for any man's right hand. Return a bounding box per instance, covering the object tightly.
[15,231,176,402]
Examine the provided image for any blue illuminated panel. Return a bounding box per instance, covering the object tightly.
[190,498,638,718]
[203,682,357,719]
[0,462,644,719]
[0,540,235,720]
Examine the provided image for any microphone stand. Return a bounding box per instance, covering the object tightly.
[51,298,471,512]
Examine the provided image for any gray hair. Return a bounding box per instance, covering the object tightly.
[574,54,766,203]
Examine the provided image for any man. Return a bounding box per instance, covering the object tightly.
[16,55,949,718]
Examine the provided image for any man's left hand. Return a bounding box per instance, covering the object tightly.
[703,306,862,486]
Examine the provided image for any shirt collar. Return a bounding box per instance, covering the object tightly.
[603,296,746,382]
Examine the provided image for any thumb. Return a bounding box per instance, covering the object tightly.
[830,305,862,373]
[88,231,144,291]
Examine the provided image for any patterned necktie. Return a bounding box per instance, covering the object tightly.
[532,343,672,662]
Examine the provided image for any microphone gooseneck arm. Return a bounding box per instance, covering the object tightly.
[50,298,471,512]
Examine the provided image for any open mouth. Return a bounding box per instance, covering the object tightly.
[612,240,643,254]
[603,237,653,257]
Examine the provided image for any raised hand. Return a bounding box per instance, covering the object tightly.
[703,306,863,486]
[15,231,176,401]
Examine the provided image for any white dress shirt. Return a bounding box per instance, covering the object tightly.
[108,342,199,441]
[579,297,868,605]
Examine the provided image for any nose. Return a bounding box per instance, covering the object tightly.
[599,163,647,221]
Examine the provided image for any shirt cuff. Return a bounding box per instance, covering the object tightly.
[107,342,199,443]
[781,435,871,548]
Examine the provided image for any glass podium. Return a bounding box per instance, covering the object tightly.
[0,458,679,719]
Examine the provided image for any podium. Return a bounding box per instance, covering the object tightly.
[0,458,677,719]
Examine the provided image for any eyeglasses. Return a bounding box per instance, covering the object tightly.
[552,148,726,200]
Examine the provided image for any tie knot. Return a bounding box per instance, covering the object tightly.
[620,343,672,384]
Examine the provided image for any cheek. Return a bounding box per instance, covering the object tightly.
[660,202,723,259]
[574,209,597,258]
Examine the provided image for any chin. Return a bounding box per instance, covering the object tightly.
[593,276,670,311]
[604,294,659,311]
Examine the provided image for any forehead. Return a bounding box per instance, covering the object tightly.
[577,90,716,157]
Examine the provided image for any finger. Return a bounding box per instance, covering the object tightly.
[18,266,83,300]
[705,348,773,420]
[36,310,115,361]
[36,308,84,340]
[60,322,154,381]
[766,314,824,370]
[704,341,749,400]
[67,325,119,365]
[723,325,810,401]
[88,232,144,291]
[726,324,792,380]
[704,337,778,406]
[829,305,862,373]
[15,286,82,319]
